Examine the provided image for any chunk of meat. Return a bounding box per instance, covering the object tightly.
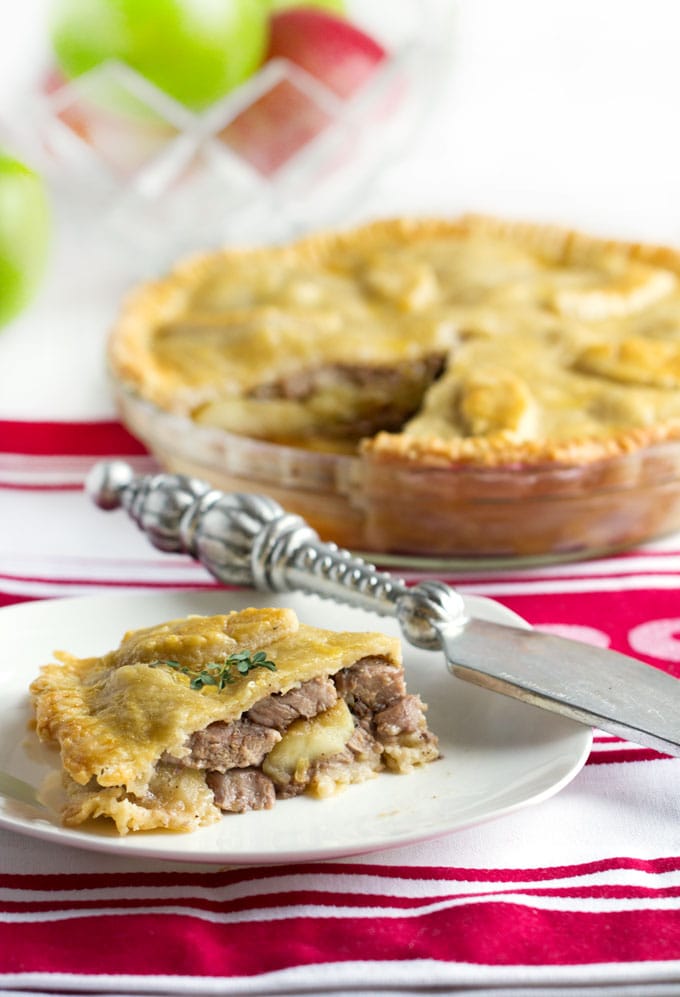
[374,694,427,738]
[346,723,382,763]
[334,656,405,711]
[246,676,337,730]
[207,768,276,813]
[249,356,445,402]
[248,355,447,439]
[169,720,281,772]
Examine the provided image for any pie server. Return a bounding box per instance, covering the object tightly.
[87,459,680,757]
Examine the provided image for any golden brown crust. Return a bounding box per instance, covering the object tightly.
[108,214,680,470]
[459,213,680,272]
[364,421,680,468]
[107,217,492,403]
[109,217,474,412]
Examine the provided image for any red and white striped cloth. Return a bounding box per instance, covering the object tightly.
[2,418,680,996]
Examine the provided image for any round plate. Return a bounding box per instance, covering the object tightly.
[0,590,591,864]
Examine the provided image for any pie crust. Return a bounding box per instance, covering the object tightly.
[30,607,438,833]
[108,215,680,559]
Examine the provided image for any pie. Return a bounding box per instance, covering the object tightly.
[29,606,439,834]
[108,215,680,558]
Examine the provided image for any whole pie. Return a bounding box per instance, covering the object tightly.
[108,216,680,558]
[30,607,438,834]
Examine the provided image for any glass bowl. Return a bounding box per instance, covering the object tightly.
[112,380,680,568]
[12,0,453,262]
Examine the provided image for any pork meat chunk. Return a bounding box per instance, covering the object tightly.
[207,768,276,812]
[169,720,281,772]
[246,676,337,731]
[374,694,428,738]
[334,656,406,712]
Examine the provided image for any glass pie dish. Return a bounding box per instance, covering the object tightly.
[108,214,680,567]
[112,382,680,567]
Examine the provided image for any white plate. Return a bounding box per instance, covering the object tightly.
[0,590,591,864]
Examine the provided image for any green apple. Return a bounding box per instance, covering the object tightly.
[0,154,50,329]
[50,0,271,111]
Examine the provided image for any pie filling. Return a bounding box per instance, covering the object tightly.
[109,216,680,468]
[29,607,439,834]
[213,354,448,445]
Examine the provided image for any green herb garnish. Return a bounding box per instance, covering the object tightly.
[150,649,276,691]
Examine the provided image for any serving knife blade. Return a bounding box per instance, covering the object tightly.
[440,617,680,756]
[86,460,680,757]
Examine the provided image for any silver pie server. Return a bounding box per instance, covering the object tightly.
[86,459,680,757]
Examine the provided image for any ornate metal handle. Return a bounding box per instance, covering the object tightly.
[85,460,468,651]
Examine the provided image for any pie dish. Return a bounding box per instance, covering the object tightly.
[29,605,438,834]
[108,215,680,561]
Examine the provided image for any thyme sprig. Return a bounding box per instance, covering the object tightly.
[150,649,276,691]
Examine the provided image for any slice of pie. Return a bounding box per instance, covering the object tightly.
[29,607,439,834]
[107,215,680,557]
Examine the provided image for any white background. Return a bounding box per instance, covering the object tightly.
[1,0,680,418]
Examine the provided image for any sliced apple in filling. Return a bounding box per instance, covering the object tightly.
[552,260,676,321]
[575,336,680,389]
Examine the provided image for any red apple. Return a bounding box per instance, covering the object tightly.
[266,7,387,99]
[220,8,387,175]
[221,80,334,176]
